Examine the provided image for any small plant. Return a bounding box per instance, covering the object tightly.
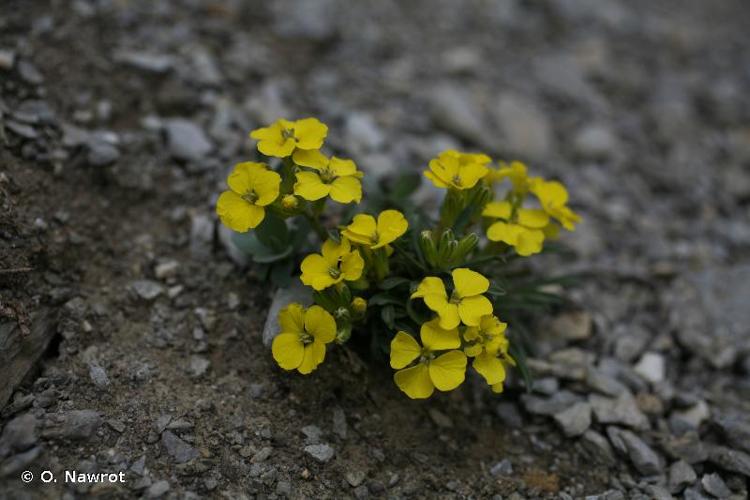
[216,117,581,399]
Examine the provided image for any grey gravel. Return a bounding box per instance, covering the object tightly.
[668,460,696,493]
[701,473,732,498]
[493,91,552,160]
[45,410,102,440]
[707,445,750,477]
[88,363,111,388]
[164,119,212,162]
[146,479,171,498]
[489,458,513,476]
[590,393,649,430]
[161,430,199,464]
[606,427,662,475]
[633,352,666,384]
[130,280,164,301]
[554,401,592,437]
[0,49,16,70]
[304,443,335,463]
[0,414,37,457]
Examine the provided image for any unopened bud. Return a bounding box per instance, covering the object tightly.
[419,230,439,267]
[281,194,298,210]
[351,297,367,315]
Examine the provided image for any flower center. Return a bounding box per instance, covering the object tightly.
[369,232,379,245]
[320,168,335,183]
[282,127,296,140]
[420,350,435,364]
[449,291,461,304]
[299,332,313,345]
[242,190,259,204]
[452,175,462,186]
[328,266,341,278]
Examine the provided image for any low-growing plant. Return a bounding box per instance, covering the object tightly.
[216,117,581,399]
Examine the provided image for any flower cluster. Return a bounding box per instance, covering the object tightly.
[215,117,581,399]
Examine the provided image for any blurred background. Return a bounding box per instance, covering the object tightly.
[1,0,750,498]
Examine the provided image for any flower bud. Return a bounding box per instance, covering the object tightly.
[351,297,367,316]
[455,233,479,261]
[281,194,298,210]
[419,230,439,267]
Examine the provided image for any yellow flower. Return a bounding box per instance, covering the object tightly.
[272,303,336,374]
[463,315,513,387]
[530,179,581,231]
[216,162,281,232]
[341,210,408,249]
[249,118,328,158]
[411,268,493,329]
[292,150,363,204]
[390,319,467,399]
[487,161,531,193]
[424,150,490,190]
[300,238,364,291]
[482,200,549,256]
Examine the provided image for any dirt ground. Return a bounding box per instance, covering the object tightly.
[2,1,750,499]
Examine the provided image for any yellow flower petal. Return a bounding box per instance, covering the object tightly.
[456,162,488,189]
[216,191,265,232]
[340,250,364,281]
[342,214,377,246]
[272,333,305,370]
[411,276,446,299]
[227,162,262,194]
[452,268,490,298]
[329,176,362,204]
[428,351,467,391]
[279,303,305,334]
[463,326,480,342]
[292,149,328,169]
[491,382,505,393]
[435,303,461,330]
[424,170,450,189]
[390,331,422,369]
[516,208,549,229]
[482,201,512,219]
[304,305,336,343]
[473,352,506,385]
[329,157,358,177]
[374,210,408,248]
[297,344,319,374]
[515,229,544,256]
[300,254,337,291]
[321,238,348,264]
[293,117,328,150]
[480,315,508,336]
[464,344,483,357]
[425,157,457,188]
[457,295,493,326]
[294,171,330,201]
[253,169,282,206]
[420,318,460,351]
[486,221,524,245]
[394,363,434,399]
[311,339,327,365]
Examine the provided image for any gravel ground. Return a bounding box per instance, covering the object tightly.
[1,0,750,499]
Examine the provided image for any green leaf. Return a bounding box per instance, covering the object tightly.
[509,340,533,392]
[378,277,410,290]
[381,305,396,329]
[255,212,289,252]
[369,293,404,307]
[232,230,293,263]
[270,259,294,288]
[390,172,422,199]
